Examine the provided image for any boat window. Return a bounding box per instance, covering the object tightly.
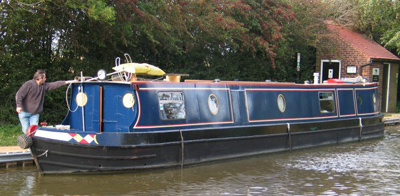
[208,94,219,115]
[319,92,334,113]
[158,92,186,120]
[277,94,286,113]
[122,93,135,108]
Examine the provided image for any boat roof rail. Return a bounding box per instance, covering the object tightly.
[184,79,296,85]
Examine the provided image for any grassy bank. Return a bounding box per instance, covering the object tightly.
[0,124,21,146]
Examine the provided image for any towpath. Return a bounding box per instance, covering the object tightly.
[0,146,27,153]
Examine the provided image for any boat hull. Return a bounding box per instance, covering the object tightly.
[30,116,383,174]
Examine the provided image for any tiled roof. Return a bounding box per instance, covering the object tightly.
[327,24,400,62]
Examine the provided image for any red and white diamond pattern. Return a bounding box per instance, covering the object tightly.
[68,133,95,144]
[34,130,98,145]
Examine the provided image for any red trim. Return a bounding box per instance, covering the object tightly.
[131,82,378,129]
[248,115,338,123]
[133,88,234,128]
[130,81,378,88]
[135,120,233,129]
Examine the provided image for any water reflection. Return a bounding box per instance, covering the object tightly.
[0,167,37,195]
[1,128,400,195]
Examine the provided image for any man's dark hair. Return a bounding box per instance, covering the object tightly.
[33,70,45,80]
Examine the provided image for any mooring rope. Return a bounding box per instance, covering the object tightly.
[65,83,79,112]
[36,150,48,158]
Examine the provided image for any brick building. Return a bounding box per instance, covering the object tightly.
[317,24,400,112]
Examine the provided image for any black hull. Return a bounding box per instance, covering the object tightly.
[30,116,384,174]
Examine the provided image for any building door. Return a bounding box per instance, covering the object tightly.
[321,60,341,83]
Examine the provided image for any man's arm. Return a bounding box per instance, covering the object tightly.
[45,80,77,91]
[65,80,77,84]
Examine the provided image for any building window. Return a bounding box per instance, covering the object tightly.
[319,92,335,113]
[158,92,186,120]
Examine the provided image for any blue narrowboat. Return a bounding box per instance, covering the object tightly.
[21,57,384,174]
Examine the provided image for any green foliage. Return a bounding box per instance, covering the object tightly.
[0,124,22,146]
[380,1,400,55]
[383,28,400,55]
[0,0,325,125]
[88,0,116,24]
[397,101,400,113]
[3,0,395,126]
[353,0,400,55]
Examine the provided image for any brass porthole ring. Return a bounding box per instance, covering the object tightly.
[277,94,286,113]
[75,92,88,107]
[122,93,135,108]
[208,94,219,115]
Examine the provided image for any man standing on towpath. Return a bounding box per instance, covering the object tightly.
[15,69,75,134]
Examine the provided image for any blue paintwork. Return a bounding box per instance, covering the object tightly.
[246,90,335,121]
[66,83,137,132]
[338,89,356,116]
[30,80,384,174]
[61,81,380,135]
[356,88,379,115]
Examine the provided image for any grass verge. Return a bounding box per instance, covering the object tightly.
[0,124,22,146]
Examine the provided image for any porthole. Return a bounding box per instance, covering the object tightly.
[373,93,377,112]
[277,94,286,113]
[208,94,219,115]
[75,92,88,107]
[122,93,135,108]
[373,93,376,104]
[357,94,363,105]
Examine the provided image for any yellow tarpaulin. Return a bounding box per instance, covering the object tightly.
[112,63,165,76]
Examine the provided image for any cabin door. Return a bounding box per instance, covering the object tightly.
[101,84,137,132]
[68,84,101,132]
[321,60,341,83]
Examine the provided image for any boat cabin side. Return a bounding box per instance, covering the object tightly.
[62,81,380,133]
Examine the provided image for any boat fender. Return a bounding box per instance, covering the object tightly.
[27,125,38,137]
[17,125,37,149]
[17,134,33,149]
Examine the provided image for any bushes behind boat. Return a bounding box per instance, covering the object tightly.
[0,124,23,146]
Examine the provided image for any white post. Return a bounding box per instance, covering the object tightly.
[313,72,319,84]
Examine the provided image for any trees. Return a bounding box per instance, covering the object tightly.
[0,0,328,124]
[373,1,400,55]
[170,0,297,81]
[3,0,395,125]
[326,0,400,55]
[0,0,116,124]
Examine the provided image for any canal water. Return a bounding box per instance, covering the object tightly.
[1,128,400,195]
